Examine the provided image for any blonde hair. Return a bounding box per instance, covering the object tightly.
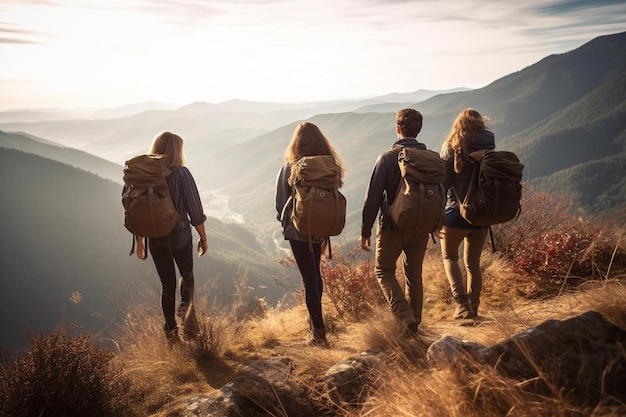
[149,131,185,168]
[441,109,487,173]
[284,122,344,186]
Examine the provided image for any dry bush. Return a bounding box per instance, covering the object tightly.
[276,245,386,322]
[491,189,626,298]
[0,327,130,417]
[112,297,248,414]
[491,188,577,255]
[321,246,387,321]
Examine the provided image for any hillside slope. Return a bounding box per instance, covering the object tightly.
[197,31,626,246]
[0,148,287,349]
[0,130,123,183]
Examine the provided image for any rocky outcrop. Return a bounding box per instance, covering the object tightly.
[179,311,626,416]
[427,311,626,406]
[324,349,381,406]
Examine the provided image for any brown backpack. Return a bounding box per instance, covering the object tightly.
[122,154,181,238]
[290,155,346,238]
[455,149,524,226]
[388,147,446,234]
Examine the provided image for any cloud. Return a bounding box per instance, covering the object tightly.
[536,0,626,15]
[1,0,626,110]
[0,23,42,44]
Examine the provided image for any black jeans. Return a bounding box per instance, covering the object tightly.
[149,234,194,331]
[289,240,324,330]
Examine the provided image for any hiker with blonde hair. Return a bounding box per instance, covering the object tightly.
[439,109,495,319]
[135,131,207,343]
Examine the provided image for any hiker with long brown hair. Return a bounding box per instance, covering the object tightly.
[135,131,207,343]
[275,122,345,347]
[439,109,495,319]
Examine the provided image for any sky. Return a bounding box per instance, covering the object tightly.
[1,0,626,111]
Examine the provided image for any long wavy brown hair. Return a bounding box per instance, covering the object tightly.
[149,131,185,168]
[284,122,344,186]
[441,109,487,173]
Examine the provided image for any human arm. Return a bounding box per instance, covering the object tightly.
[361,153,390,243]
[275,163,291,222]
[178,167,208,256]
[135,235,147,260]
[194,223,208,256]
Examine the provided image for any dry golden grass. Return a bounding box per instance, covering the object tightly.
[106,244,626,417]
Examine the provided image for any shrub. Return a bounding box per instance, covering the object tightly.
[0,327,130,417]
[492,189,626,298]
[320,246,386,320]
[490,189,577,256]
[276,245,385,321]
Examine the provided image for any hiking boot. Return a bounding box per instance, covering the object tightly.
[402,321,419,339]
[177,301,191,318]
[164,326,181,346]
[309,328,329,347]
[453,301,476,320]
[471,300,480,317]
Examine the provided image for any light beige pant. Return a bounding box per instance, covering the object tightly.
[440,226,488,309]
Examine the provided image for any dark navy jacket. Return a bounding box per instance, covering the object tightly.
[443,129,495,229]
[361,138,426,238]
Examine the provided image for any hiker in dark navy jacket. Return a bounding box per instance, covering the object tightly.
[135,131,207,344]
[439,109,495,320]
[275,122,344,347]
[360,108,428,336]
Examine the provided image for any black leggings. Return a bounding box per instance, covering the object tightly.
[289,240,324,330]
[149,236,194,331]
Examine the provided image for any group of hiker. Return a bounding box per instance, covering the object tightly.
[277,108,500,346]
[124,107,523,347]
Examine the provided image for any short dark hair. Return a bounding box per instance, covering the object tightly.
[396,108,423,138]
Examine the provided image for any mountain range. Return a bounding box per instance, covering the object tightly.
[1,31,625,349]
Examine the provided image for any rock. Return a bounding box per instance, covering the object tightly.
[426,335,486,369]
[427,311,626,407]
[324,349,381,406]
[182,383,242,417]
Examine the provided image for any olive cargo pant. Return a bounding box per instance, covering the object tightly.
[375,224,429,327]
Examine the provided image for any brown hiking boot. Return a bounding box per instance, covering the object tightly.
[453,301,476,320]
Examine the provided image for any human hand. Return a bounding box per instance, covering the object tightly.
[197,238,208,256]
[360,236,371,252]
[136,237,147,260]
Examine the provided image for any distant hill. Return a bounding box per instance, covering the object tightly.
[0,148,286,349]
[0,130,123,183]
[195,30,626,242]
[0,89,470,166]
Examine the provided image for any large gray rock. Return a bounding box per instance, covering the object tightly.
[324,349,381,406]
[427,311,626,406]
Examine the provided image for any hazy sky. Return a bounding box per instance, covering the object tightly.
[1,0,626,110]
